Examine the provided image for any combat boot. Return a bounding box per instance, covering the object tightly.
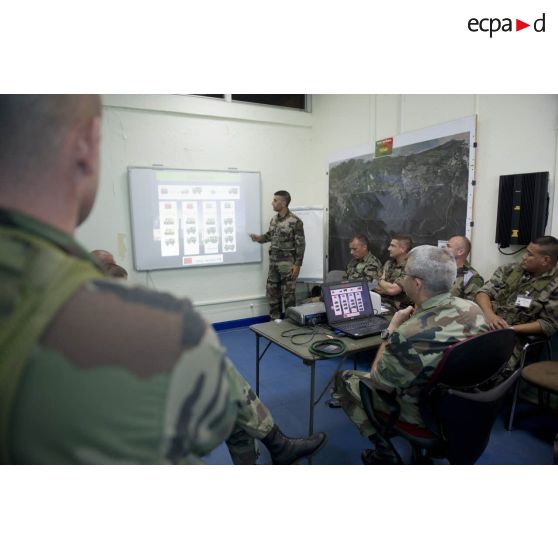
[261,425,327,464]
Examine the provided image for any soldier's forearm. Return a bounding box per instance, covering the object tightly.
[370,343,387,375]
[475,292,495,316]
[378,281,401,296]
[511,321,545,336]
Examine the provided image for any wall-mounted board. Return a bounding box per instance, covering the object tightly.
[328,115,477,269]
[128,167,262,271]
[290,206,325,282]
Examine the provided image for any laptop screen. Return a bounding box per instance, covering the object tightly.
[322,280,374,325]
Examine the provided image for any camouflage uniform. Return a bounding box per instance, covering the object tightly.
[450,263,484,301]
[332,293,489,436]
[258,210,305,319]
[0,209,274,464]
[477,263,558,369]
[344,251,382,283]
[379,259,412,315]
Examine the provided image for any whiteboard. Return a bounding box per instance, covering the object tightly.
[128,167,262,271]
[290,207,325,282]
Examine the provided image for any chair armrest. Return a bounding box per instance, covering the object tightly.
[447,367,522,403]
[517,336,552,371]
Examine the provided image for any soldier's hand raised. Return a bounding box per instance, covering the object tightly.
[390,305,414,330]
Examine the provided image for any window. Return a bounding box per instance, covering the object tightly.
[231,95,307,111]
[189,94,309,111]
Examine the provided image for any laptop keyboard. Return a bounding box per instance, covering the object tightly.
[340,316,387,331]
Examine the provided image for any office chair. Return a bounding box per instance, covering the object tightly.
[359,329,517,464]
[507,337,555,431]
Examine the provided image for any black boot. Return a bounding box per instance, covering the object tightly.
[262,425,327,464]
[361,434,402,465]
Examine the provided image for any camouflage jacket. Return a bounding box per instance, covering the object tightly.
[259,210,305,265]
[478,263,558,337]
[0,209,238,464]
[450,262,484,301]
[380,258,412,312]
[374,292,489,421]
[344,251,382,283]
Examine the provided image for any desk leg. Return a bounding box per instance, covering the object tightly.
[308,361,316,465]
[256,334,260,396]
[255,336,272,398]
[309,361,315,436]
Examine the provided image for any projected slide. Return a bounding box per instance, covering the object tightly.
[128,168,262,271]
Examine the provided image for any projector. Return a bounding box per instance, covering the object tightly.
[286,302,327,326]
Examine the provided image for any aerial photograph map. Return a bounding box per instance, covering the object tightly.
[328,131,471,269]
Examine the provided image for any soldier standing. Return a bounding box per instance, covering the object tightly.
[250,190,305,319]
[0,95,326,464]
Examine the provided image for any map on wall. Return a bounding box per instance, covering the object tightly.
[328,116,477,269]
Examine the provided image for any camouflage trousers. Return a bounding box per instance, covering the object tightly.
[332,369,425,438]
[266,260,296,319]
[224,358,275,464]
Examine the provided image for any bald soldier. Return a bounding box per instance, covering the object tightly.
[0,95,326,464]
[91,249,116,267]
[91,249,127,279]
[446,235,484,300]
[331,246,488,464]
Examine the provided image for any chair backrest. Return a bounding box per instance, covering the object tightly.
[423,329,517,464]
[428,329,516,389]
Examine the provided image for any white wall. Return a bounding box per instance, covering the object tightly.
[77,95,314,323]
[78,94,558,322]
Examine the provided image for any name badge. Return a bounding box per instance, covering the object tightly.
[515,295,532,308]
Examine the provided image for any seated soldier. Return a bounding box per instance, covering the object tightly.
[331,245,488,464]
[475,236,558,370]
[343,234,382,284]
[446,235,484,300]
[374,234,413,315]
[0,94,326,465]
[105,262,128,279]
[91,249,116,268]
[91,249,127,279]
[306,235,381,304]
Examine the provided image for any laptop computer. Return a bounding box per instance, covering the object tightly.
[322,280,389,338]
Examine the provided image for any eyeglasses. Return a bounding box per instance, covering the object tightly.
[403,271,423,281]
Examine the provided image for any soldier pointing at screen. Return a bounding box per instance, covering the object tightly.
[250,190,305,319]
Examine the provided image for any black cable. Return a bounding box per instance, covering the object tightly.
[280,326,321,345]
[498,245,526,256]
[309,339,347,358]
[280,325,339,346]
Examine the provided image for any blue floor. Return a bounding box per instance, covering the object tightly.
[204,326,557,465]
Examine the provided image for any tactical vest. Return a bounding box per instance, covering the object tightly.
[499,265,554,302]
[0,226,103,463]
[505,266,525,292]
